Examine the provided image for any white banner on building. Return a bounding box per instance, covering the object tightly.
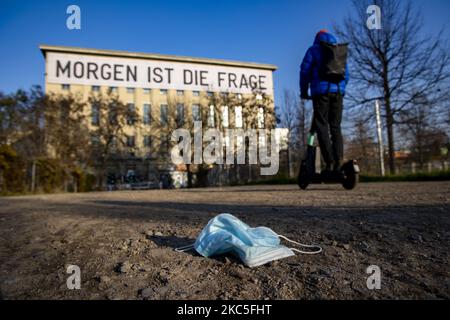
[46,52,274,95]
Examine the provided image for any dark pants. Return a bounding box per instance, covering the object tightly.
[312,93,343,166]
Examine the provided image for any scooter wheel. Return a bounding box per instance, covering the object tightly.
[342,173,359,190]
[298,162,310,190]
[299,181,309,190]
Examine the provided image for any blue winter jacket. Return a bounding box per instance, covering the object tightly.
[300,32,349,97]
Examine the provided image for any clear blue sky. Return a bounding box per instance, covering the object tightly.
[0,0,449,105]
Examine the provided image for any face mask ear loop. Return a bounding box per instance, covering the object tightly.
[174,244,195,253]
[278,235,323,255]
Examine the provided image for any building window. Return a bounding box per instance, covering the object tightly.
[92,85,100,92]
[160,134,169,152]
[221,92,228,98]
[177,90,184,96]
[257,107,265,129]
[127,87,135,93]
[207,91,214,97]
[126,135,135,147]
[256,94,263,101]
[109,103,118,125]
[62,84,70,91]
[143,104,151,125]
[91,135,100,147]
[237,94,243,100]
[160,104,168,126]
[176,104,185,127]
[160,89,168,95]
[193,91,200,97]
[91,103,100,126]
[221,106,229,128]
[235,106,243,128]
[192,104,201,122]
[208,105,215,127]
[127,103,136,125]
[143,88,151,94]
[109,86,118,93]
[143,135,151,148]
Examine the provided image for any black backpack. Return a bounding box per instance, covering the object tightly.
[318,41,348,84]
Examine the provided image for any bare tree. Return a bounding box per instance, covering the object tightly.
[277,89,312,177]
[278,89,300,177]
[399,94,430,167]
[46,92,90,165]
[399,93,450,167]
[335,0,450,174]
[295,98,312,160]
[88,92,141,187]
[175,90,276,186]
[1,87,92,192]
[0,89,36,192]
[0,89,31,145]
[346,116,379,174]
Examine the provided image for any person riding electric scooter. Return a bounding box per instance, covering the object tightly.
[298,30,359,190]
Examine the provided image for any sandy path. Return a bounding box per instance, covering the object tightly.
[0,182,449,299]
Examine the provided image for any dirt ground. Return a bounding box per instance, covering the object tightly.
[0,182,449,300]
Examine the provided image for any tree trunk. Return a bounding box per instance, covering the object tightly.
[383,63,396,175]
[385,102,396,174]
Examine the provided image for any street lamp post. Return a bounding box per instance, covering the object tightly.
[375,100,386,177]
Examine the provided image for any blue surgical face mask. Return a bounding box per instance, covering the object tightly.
[176,213,322,268]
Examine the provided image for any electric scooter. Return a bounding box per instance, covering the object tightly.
[297,118,360,190]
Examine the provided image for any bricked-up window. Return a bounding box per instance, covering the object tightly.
[127,103,136,125]
[62,84,70,91]
[92,85,100,92]
[160,104,169,126]
[192,104,201,122]
[91,103,100,126]
[126,135,135,147]
[143,104,151,125]
[143,135,151,147]
[257,107,265,129]
[176,104,185,127]
[235,106,243,128]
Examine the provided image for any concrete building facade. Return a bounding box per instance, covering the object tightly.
[40,45,278,188]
